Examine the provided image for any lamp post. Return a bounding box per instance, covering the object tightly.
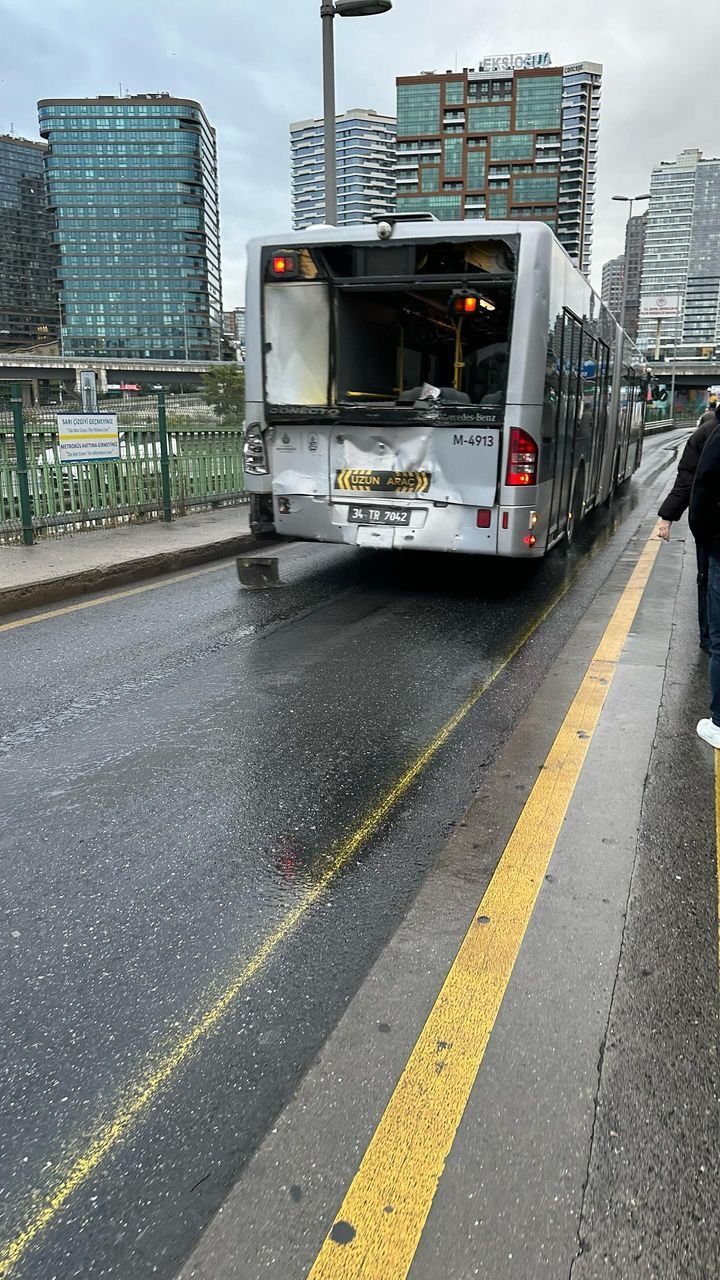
[611,193,650,338]
[321,0,392,225]
[58,294,65,358]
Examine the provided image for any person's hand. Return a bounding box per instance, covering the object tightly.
[658,519,672,541]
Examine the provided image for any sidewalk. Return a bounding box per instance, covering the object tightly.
[177,516,720,1280]
[0,505,254,615]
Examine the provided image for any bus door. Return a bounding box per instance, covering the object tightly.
[548,309,582,538]
[618,368,634,481]
[621,369,637,478]
[588,341,610,504]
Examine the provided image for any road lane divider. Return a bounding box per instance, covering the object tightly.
[0,532,653,1277]
[305,531,660,1280]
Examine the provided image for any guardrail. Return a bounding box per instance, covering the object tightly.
[644,410,697,436]
[0,386,247,545]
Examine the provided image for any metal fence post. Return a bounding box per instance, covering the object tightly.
[157,389,172,523]
[11,382,33,546]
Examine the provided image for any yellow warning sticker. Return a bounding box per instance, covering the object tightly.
[335,469,430,494]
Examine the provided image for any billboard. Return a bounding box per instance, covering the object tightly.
[640,294,681,319]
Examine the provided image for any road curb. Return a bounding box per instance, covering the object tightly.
[0,532,259,617]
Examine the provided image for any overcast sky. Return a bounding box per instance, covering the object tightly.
[2,0,719,304]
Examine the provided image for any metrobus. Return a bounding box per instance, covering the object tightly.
[243,217,647,558]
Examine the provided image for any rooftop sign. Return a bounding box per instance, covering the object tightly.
[480,53,552,72]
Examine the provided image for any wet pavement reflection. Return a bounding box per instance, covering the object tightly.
[0,432,688,1280]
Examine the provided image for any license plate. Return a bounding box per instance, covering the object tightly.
[348,505,411,527]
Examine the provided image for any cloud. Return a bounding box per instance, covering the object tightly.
[2,0,718,299]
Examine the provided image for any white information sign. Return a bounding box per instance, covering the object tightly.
[57,414,120,464]
[640,294,681,319]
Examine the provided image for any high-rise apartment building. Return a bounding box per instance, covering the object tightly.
[622,212,646,341]
[601,254,624,321]
[558,63,601,274]
[600,214,645,337]
[38,93,222,360]
[0,134,58,352]
[395,56,601,274]
[639,149,720,359]
[290,109,396,229]
[223,307,245,346]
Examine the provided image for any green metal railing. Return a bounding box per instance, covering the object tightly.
[0,387,247,544]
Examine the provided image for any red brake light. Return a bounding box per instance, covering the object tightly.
[453,295,479,314]
[271,253,298,277]
[507,428,538,487]
[476,508,491,528]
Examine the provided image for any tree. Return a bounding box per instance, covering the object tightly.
[201,364,245,421]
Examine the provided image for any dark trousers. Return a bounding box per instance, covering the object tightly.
[698,543,710,647]
[707,554,720,725]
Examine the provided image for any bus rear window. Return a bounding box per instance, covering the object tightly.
[263,237,515,417]
[335,283,512,409]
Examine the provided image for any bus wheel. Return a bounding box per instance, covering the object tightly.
[566,465,585,548]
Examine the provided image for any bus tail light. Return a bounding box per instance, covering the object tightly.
[270,252,299,279]
[244,423,269,476]
[476,508,491,528]
[507,428,538,487]
[524,534,537,547]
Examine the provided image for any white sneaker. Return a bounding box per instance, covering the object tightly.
[697,719,720,749]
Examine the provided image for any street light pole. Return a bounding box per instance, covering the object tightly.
[320,0,392,227]
[611,193,649,339]
[58,294,65,358]
[321,1,338,226]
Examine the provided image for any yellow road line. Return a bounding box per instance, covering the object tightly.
[715,756,720,977]
[0,560,233,634]
[306,532,660,1280]
[0,536,634,1276]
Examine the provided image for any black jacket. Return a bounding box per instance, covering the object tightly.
[689,420,720,554]
[658,416,719,521]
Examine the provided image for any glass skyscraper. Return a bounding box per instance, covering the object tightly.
[290,109,396,229]
[38,94,222,360]
[395,59,601,275]
[639,149,720,359]
[0,133,58,352]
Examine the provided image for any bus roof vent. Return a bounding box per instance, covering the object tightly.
[371,212,439,225]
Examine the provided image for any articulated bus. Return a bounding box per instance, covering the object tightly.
[243,216,647,558]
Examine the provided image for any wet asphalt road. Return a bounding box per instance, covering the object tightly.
[0,433,688,1280]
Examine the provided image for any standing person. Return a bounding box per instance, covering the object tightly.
[696,391,718,428]
[688,404,720,748]
[657,406,720,650]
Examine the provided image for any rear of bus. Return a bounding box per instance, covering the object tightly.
[243,218,552,557]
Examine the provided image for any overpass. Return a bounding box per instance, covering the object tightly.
[647,358,720,387]
[0,353,219,400]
